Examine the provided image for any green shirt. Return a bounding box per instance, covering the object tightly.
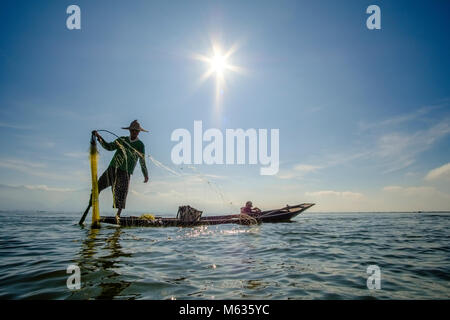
[99,136,148,177]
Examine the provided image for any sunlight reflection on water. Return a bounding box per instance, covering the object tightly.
[0,211,449,299]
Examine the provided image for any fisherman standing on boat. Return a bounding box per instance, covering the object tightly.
[90,120,149,224]
[241,201,261,215]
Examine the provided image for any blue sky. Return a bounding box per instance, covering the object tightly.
[0,0,449,213]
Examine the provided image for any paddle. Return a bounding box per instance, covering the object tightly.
[78,200,91,225]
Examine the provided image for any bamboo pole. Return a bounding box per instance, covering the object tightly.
[90,134,100,228]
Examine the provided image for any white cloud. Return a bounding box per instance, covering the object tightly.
[0,159,46,169]
[305,190,364,199]
[382,186,403,192]
[277,108,449,180]
[339,103,450,174]
[23,184,75,192]
[64,152,88,159]
[381,185,450,211]
[0,122,33,130]
[0,157,89,183]
[294,164,322,172]
[358,102,446,131]
[0,184,86,211]
[425,163,450,181]
[302,189,366,212]
[375,119,450,173]
[283,115,449,179]
[382,185,449,200]
[0,158,67,180]
[276,163,323,179]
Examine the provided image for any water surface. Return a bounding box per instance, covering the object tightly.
[0,211,448,299]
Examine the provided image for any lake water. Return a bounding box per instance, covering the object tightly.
[0,211,448,299]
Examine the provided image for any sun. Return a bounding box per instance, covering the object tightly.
[193,42,244,85]
[210,53,227,75]
[192,41,245,110]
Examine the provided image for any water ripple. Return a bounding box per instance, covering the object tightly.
[0,211,449,299]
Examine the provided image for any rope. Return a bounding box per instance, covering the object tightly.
[96,129,145,159]
[148,154,181,176]
[237,213,258,225]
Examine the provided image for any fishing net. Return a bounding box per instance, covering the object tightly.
[93,130,238,221]
[177,205,203,223]
[140,214,156,221]
[237,213,258,225]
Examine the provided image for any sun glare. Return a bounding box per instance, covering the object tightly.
[192,41,245,112]
[211,53,227,75]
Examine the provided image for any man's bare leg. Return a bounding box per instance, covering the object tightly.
[115,208,122,225]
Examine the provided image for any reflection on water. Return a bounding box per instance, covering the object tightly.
[70,227,133,299]
[0,212,449,299]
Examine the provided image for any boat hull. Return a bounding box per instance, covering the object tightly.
[100,203,315,227]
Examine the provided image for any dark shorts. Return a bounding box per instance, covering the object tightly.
[97,166,130,209]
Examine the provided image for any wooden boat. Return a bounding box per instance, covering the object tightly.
[100,203,315,227]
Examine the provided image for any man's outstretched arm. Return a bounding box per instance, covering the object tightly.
[140,158,149,183]
[139,145,149,183]
[93,131,117,151]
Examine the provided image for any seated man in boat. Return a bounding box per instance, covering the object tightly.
[240,201,261,215]
[91,120,149,224]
